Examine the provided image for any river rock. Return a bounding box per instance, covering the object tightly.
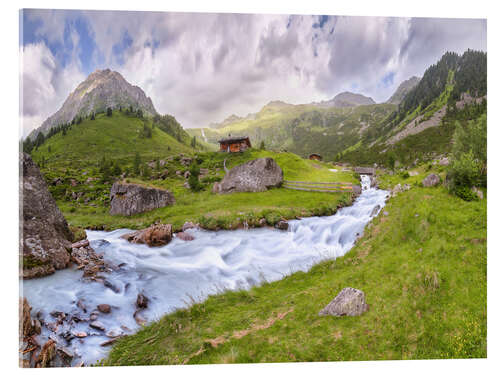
[21,153,74,278]
[97,304,111,314]
[121,224,173,247]
[422,173,441,187]
[36,339,57,368]
[370,204,381,217]
[109,182,175,216]
[213,157,283,194]
[318,287,369,317]
[274,220,289,230]
[89,321,106,331]
[182,221,197,231]
[176,231,195,241]
[439,157,450,166]
[136,293,149,309]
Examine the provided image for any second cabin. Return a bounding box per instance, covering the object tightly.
[218,136,252,153]
[308,153,323,161]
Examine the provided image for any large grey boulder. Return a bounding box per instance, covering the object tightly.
[21,153,73,278]
[213,158,283,194]
[110,182,175,216]
[422,173,441,187]
[319,287,369,317]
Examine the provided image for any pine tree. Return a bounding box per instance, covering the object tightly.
[107,107,113,117]
[259,140,265,150]
[133,152,141,176]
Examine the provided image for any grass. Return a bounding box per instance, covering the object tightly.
[103,165,486,365]
[58,149,357,231]
[31,111,194,168]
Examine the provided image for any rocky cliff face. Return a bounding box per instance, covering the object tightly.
[386,76,421,104]
[109,182,175,216]
[213,157,283,193]
[31,69,157,139]
[21,153,74,278]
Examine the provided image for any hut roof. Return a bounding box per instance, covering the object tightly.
[218,136,250,144]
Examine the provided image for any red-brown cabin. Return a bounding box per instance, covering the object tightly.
[308,153,322,161]
[218,136,252,153]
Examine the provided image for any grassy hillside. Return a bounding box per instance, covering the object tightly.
[103,165,486,365]
[187,103,396,162]
[31,111,195,168]
[58,149,357,232]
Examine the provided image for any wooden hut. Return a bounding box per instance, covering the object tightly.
[308,153,322,161]
[218,136,252,153]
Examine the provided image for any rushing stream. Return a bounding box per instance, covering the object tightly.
[21,175,387,366]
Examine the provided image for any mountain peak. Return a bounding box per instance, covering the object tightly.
[30,69,157,139]
[386,76,421,104]
[314,91,376,108]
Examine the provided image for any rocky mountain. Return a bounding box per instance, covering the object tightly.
[30,69,157,139]
[386,76,421,104]
[314,92,376,108]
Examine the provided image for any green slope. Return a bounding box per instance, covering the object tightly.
[104,165,486,364]
[31,111,194,168]
[187,103,396,162]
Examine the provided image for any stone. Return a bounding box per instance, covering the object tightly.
[258,218,267,226]
[383,211,389,216]
[70,179,78,187]
[370,204,381,217]
[176,232,195,241]
[36,339,56,367]
[71,239,89,249]
[439,157,450,166]
[20,298,36,337]
[318,287,369,317]
[422,173,441,187]
[21,153,74,278]
[409,171,419,177]
[103,279,120,293]
[97,304,111,314]
[184,170,191,178]
[182,221,197,231]
[136,293,149,309]
[121,224,173,247]
[352,185,362,195]
[89,321,106,331]
[214,158,283,194]
[274,220,289,230]
[472,187,484,200]
[73,331,87,338]
[109,182,175,216]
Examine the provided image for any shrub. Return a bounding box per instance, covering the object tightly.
[453,186,478,201]
[401,171,410,179]
[188,162,203,192]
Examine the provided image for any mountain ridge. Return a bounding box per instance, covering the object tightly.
[29,69,157,139]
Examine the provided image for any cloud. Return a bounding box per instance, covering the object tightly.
[20,42,85,137]
[21,10,487,131]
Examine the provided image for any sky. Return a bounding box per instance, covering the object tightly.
[19,9,487,137]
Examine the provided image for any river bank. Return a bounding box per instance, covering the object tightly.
[21,175,386,366]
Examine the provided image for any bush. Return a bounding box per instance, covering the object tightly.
[447,151,481,191]
[453,186,478,201]
[188,162,203,192]
[401,171,410,179]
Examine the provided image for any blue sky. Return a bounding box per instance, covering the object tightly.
[20,10,487,135]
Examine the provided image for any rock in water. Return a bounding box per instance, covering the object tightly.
[422,173,441,187]
[274,220,289,230]
[213,158,283,194]
[370,204,381,217]
[21,153,73,278]
[136,293,149,309]
[109,182,175,216]
[319,287,369,317]
[121,224,173,247]
[97,304,111,314]
[176,232,195,241]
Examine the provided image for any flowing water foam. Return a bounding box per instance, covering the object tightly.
[21,175,387,365]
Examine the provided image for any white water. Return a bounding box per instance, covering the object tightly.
[21,175,387,366]
[201,128,208,143]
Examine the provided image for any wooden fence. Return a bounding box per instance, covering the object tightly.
[283,180,356,193]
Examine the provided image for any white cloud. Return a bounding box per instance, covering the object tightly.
[20,42,85,137]
[22,11,487,131]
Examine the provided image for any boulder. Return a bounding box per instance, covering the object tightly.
[121,224,173,247]
[318,287,369,317]
[21,153,73,278]
[109,182,175,216]
[422,173,441,187]
[182,221,197,231]
[274,220,289,230]
[97,304,111,314]
[176,232,195,241]
[213,158,283,194]
[472,186,484,200]
[439,157,450,166]
[370,204,381,217]
[136,293,149,309]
